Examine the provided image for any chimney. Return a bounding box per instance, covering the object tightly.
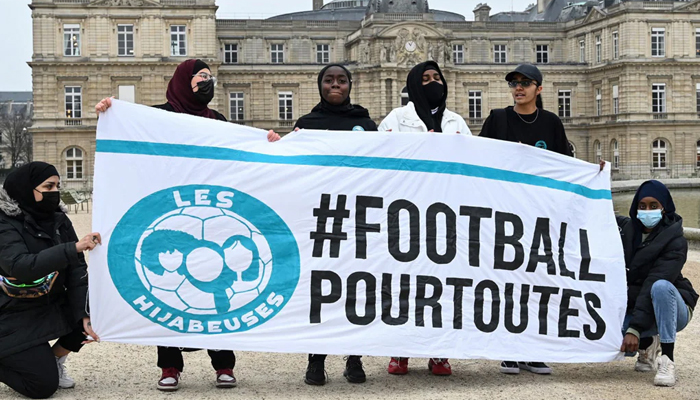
[313,0,324,10]
[537,0,553,14]
[473,3,491,22]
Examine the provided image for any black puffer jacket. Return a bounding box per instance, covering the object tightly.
[0,188,88,358]
[617,213,698,335]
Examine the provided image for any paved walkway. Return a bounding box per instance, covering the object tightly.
[2,213,698,400]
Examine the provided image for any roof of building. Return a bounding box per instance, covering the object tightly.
[0,92,32,103]
[366,0,429,14]
[321,0,371,10]
[490,0,600,23]
[269,0,465,22]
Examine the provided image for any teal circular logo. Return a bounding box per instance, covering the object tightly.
[535,140,547,149]
[352,125,365,131]
[108,185,300,334]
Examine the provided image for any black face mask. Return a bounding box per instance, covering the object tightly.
[194,80,215,105]
[423,81,444,109]
[34,190,60,215]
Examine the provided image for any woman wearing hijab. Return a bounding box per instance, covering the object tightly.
[378,61,470,134]
[379,61,469,377]
[95,59,280,138]
[617,180,697,387]
[0,162,101,399]
[296,64,375,386]
[294,64,377,132]
[96,59,279,392]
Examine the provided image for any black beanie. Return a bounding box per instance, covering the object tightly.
[192,59,210,75]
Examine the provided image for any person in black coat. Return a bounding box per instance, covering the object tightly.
[95,59,282,392]
[618,180,697,387]
[295,64,375,387]
[0,162,101,399]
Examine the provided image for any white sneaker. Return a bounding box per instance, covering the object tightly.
[654,355,676,387]
[55,355,75,389]
[635,336,660,372]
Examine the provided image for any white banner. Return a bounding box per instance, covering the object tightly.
[91,100,626,362]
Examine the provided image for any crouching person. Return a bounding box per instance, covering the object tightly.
[618,180,697,387]
[0,162,101,398]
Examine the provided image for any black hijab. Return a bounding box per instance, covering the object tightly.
[406,61,448,133]
[317,64,353,114]
[294,64,377,131]
[4,162,60,221]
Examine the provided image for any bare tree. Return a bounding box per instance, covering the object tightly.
[0,104,33,167]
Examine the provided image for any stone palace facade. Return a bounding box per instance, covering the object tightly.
[28,0,700,188]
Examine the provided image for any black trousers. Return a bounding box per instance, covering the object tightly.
[309,354,361,362]
[157,346,235,372]
[0,343,57,399]
[0,326,85,399]
[0,325,85,399]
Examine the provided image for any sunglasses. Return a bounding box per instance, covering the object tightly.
[508,80,537,88]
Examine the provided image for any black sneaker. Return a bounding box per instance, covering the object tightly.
[518,362,552,375]
[304,361,326,385]
[343,356,366,383]
[500,361,520,374]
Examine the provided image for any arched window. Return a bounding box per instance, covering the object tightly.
[594,140,601,162]
[611,139,619,169]
[401,87,409,106]
[65,147,83,180]
[568,141,576,158]
[652,139,667,169]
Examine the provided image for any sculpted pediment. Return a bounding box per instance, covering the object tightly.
[374,23,450,67]
[581,7,607,24]
[677,0,700,12]
[377,22,444,40]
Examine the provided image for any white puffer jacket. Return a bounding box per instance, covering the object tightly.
[378,102,472,135]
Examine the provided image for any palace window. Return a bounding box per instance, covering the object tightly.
[63,24,80,56]
[65,147,83,180]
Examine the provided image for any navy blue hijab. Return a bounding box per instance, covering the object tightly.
[628,180,677,248]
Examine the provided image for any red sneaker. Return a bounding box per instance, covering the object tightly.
[157,367,181,391]
[428,358,452,376]
[387,357,409,375]
[215,369,237,388]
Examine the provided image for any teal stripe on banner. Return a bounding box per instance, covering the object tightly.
[96,139,612,200]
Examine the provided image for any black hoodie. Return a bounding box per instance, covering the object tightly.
[294,64,377,132]
[616,180,697,336]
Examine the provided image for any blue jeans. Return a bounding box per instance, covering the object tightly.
[622,280,690,344]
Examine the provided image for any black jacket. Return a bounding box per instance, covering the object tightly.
[153,102,227,121]
[480,107,573,156]
[0,188,88,358]
[294,103,377,132]
[617,214,698,334]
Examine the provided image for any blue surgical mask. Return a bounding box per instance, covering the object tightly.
[637,210,663,229]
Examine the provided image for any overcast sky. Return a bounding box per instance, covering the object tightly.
[0,0,531,92]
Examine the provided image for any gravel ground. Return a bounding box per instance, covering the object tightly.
[2,210,698,399]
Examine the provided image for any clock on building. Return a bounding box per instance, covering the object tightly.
[405,41,417,52]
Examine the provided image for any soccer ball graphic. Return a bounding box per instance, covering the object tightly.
[134,206,273,315]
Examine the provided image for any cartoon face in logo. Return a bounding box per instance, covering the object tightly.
[535,140,548,149]
[109,185,300,334]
